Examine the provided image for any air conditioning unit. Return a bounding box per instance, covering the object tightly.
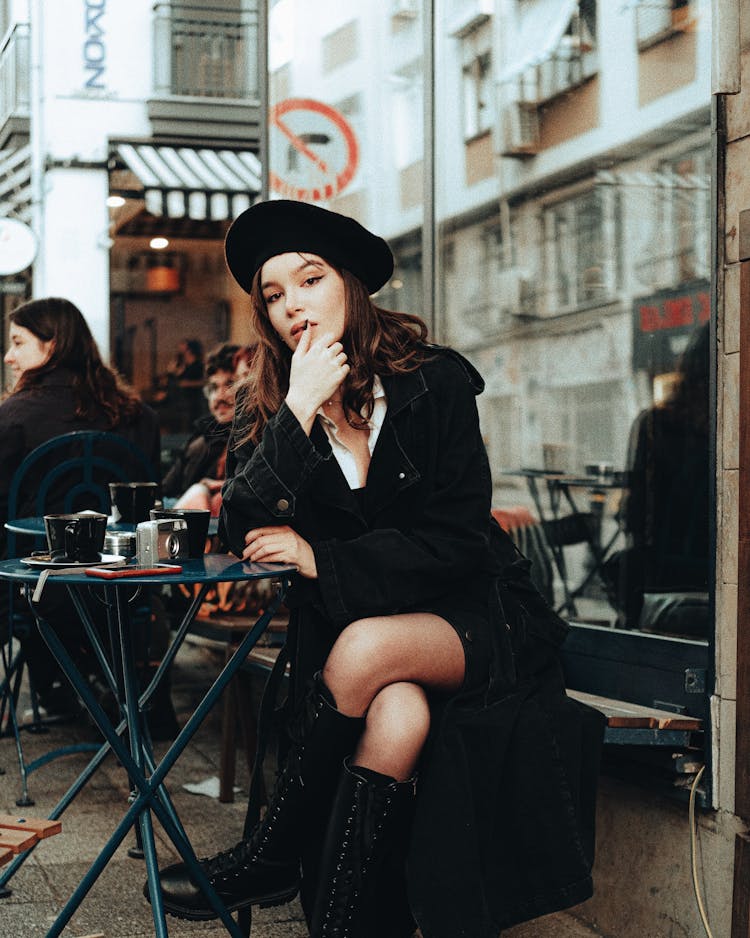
[391,0,418,20]
[500,101,540,157]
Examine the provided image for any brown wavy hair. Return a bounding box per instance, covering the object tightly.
[236,261,429,446]
[10,297,143,427]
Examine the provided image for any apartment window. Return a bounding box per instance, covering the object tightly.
[167,0,248,98]
[632,148,710,290]
[461,22,492,140]
[544,188,618,312]
[513,0,597,105]
[322,20,358,73]
[663,150,710,284]
[391,61,424,168]
[636,0,692,49]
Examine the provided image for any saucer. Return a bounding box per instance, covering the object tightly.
[21,553,125,569]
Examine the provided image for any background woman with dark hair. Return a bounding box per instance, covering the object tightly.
[0,296,161,718]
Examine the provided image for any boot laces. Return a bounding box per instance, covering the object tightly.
[202,839,256,879]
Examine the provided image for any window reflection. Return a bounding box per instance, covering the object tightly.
[266,0,712,641]
[604,323,709,636]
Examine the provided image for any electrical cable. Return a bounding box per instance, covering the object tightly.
[689,765,714,938]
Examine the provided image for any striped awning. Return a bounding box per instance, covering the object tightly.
[0,144,32,223]
[113,143,261,221]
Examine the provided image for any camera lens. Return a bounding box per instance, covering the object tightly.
[166,533,180,559]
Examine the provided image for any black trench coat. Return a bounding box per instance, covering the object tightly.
[221,346,604,936]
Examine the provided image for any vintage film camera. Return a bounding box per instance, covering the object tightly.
[135,518,189,564]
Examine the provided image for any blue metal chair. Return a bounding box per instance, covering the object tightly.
[0,430,159,806]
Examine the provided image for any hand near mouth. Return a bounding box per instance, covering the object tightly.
[285,324,350,435]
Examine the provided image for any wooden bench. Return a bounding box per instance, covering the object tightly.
[568,689,702,729]
[568,689,705,799]
[0,814,61,866]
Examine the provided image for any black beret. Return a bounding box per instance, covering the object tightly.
[225,200,394,296]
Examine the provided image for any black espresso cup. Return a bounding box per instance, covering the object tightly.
[44,511,108,563]
[109,481,160,524]
[149,508,210,558]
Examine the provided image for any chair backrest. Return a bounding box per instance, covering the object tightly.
[6,430,159,557]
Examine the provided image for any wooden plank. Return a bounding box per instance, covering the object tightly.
[0,828,39,853]
[192,614,288,634]
[568,689,702,730]
[0,815,62,839]
[0,846,13,866]
[245,647,283,671]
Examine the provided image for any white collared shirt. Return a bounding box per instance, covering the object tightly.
[316,376,387,489]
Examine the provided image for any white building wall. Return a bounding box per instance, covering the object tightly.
[30,0,155,357]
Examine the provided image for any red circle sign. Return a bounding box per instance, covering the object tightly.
[269,98,359,202]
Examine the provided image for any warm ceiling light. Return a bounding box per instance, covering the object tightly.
[150,237,169,249]
[106,195,126,208]
[391,278,403,289]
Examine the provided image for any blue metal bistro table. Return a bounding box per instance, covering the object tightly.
[0,554,295,938]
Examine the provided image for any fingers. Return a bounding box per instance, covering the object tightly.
[243,526,291,563]
[295,320,312,356]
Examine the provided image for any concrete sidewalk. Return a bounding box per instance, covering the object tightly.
[0,639,606,937]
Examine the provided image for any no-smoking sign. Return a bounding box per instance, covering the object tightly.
[269,98,359,202]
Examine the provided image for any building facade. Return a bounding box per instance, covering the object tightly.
[0,0,262,406]
[1,1,747,936]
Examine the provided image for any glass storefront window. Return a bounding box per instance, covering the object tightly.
[265,0,712,644]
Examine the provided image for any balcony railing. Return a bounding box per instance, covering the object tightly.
[152,3,259,100]
[0,23,30,132]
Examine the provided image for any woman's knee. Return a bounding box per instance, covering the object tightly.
[323,618,391,690]
[353,682,431,778]
[366,682,431,750]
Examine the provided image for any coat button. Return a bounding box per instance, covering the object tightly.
[464,630,473,643]
[276,498,290,511]
[398,471,405,480]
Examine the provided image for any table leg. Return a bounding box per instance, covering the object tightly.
[0,583,204,891]
[32,578,291,938]
[219,643,239,803]
[33,601,251,938]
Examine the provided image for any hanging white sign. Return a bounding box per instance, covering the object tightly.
[0,218,37,276]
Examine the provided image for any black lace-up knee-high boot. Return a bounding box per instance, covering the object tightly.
[310,760,417,938]
[148,673,365,921]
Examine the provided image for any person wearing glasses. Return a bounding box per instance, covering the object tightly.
[162,343,240,506]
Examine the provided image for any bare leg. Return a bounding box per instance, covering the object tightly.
[322,613,465,780]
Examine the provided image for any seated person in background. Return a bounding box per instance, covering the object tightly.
[167,338,206,430]
[0,296,162,719]
[168,337,205,385]
[605,323,710,634]
[170,345,264,617]
[162,343,240,508]
[169,345,257,518]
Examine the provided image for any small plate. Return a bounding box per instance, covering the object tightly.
[20,553,126,569]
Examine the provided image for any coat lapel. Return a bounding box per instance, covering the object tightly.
[307,420,363,518]
[306,368,429,521]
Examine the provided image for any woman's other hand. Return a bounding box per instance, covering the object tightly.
[285,326,349,433]
[243,525,318,578]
